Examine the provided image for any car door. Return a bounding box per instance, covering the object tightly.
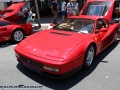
[0,27,8,42]
[95,19,112,51]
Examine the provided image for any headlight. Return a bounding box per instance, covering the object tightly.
[15,52,20,58]
[43,66,59,72]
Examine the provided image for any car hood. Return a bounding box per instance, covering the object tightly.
[80,0,115,21]
[19,30,91,60]
[1,2,25,18]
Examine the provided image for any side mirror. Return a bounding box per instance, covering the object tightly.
[99,28,108,32]
[96,28,107,33]
[50,23,55,26]
[47,23,55,29]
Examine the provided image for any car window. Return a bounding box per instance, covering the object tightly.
[96,19,107,29]
[0,20,10,26]
[83,1,112,16]
[87,5,106,16]
[53,18,94,34]
[78,23,94,33]
[102,19,109,28]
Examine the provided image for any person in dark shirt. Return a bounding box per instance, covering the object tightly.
[51,0,60,24]
[18,8,29,23]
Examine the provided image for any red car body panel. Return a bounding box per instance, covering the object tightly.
[17,30,91,58]
[14,0,119,78]
[2,2,25,19]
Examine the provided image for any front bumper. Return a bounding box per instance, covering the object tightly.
[15,45,84,79]
[17,58,82,79]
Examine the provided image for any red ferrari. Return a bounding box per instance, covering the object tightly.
[14,0,119,79]
[0,2,32,43]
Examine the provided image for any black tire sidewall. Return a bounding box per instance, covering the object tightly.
[83,45,95,69]
[11,29,24,43]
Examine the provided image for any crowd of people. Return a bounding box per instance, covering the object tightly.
[51,0,79,24]
[17,7,33,23]
[12,0,78,24]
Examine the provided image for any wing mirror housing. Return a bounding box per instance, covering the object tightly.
[47,23,55,29]
[99,28,108,32]
[96,28,107,33]
[50,23,55,26]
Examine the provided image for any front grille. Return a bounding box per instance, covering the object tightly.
[19,55,43,69]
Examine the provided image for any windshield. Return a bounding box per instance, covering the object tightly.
[53,18,94,34]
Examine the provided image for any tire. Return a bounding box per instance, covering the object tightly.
[114,30,118,43]
[11,29,24,43]
[83,44,95,69]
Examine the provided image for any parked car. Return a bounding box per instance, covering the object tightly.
[0,2,32,43]
[14,0,119,79]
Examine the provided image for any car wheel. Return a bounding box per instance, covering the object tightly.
[83,45,95,69]
[11,29,24,43]
[114,31,118,43]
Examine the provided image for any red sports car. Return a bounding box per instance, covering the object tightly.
[14,0,119,79]
[0,2,32,43]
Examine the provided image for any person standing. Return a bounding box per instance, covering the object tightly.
[18,8,29,23]
[66,0,73,17]
[51,0,60,24]
[26,8,33,22]
[72,0,79,16]
[61,1,67,20]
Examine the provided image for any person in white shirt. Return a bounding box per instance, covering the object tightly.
[61,1,66,20]
[72,0,79,16]
[26,8,33,22]
[67,0,73,17]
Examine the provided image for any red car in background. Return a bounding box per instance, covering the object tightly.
[0,2,32,43]
[14,0,119,79]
